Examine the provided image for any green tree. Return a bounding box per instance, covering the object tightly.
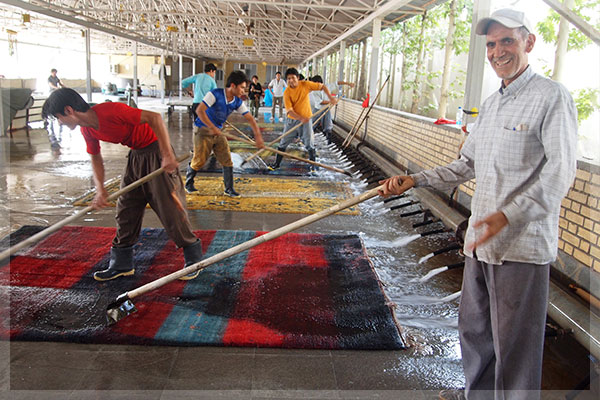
[437,0,473,118]
[536,0,600,124]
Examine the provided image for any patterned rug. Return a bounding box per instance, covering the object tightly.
[0,226,405,349]
[73,176,360,215]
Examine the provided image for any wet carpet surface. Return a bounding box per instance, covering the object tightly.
[73,176,360,215]
[1,226,405,349]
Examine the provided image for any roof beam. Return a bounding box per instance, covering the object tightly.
[304,0,413,62]
[0,0,198,58]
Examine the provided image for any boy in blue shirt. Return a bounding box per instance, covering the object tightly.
[181,63,217,122]
[185,71,265,197]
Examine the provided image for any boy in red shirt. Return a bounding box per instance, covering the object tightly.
[42,88,203,281]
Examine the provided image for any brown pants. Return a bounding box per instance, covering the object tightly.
[272,96,284,119]
[112,141,197,248]
[190,126,233,170]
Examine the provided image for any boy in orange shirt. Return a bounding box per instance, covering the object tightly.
[269,68,337,170]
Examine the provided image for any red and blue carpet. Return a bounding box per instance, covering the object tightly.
[1,226,405,349]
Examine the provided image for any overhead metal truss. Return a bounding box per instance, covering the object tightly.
[1,0,445,62]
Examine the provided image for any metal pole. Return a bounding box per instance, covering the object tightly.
[85,28,92,102]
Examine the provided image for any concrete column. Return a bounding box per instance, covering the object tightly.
[133,41,138,105]
[312,57,317,76]
[338,41,346,83]
[463,0,491,124]
[160,53,165,103]
[368,18,382,100]
[322,52,327,82]
[179,55,183,100]
[192,59,196,76]
[85,28,92,102]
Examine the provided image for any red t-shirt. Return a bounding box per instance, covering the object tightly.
[81,102,157,155]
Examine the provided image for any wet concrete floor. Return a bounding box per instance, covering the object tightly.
[0,102,596,399]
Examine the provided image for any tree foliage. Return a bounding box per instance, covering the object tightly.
[536,0,600,51]
[573,88,599,125]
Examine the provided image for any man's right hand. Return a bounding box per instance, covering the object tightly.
[92,187,110,210]
[378,175,415,197]
[210,126,221,136]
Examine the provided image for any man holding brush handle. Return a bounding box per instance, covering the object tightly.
[379,9,577,400]
[184,70,265,197]
[42,88,204,282]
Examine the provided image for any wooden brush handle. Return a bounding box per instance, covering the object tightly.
[126,185,384,300]
[0,153,190,261]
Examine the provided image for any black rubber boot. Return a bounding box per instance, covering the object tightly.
[185,164,198,193]
[223,166,240,197]
[308,148,317,172]
[94,246,135,281]
[269,153,284,171]
[178,239,203,280]
[324,130,332,144]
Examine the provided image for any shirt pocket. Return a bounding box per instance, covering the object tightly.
[494,117,542,168]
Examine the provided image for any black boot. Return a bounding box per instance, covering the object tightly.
[178,239,203,280]
[94,246,135,281]
[308,148,317,172]
[268,153,284,171]
[185,164,198,193]
[223,166,240,197]
[324,130,332,144]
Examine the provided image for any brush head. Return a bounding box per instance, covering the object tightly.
[106,293,137,325]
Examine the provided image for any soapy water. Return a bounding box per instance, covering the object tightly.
[418,252,435,264]
[390,291,461,305]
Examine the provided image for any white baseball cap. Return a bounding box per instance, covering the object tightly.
[475,8,533,35]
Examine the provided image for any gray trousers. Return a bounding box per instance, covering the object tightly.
[278,117,314,152]
[112,141,197,249]
[312,107,333,132]
[460,256,549,400]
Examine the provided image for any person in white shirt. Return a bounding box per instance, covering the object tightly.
[268,71,287,122]
[308,75,354,143]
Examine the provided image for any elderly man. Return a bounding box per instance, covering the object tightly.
[378,9,577,400]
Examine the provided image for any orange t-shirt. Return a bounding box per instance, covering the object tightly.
[283,81,322,120]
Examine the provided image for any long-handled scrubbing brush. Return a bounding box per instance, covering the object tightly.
[106,185,386,324]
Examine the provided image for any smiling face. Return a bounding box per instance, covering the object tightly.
[287,74,299,88]
[486,22,535,87]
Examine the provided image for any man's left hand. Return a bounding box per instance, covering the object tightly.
[466,211,509,251]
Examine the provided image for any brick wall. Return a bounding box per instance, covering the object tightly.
[559,166,600,272]
[336,99,600,279]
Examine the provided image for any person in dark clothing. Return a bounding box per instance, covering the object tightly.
[248,75,263,118]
